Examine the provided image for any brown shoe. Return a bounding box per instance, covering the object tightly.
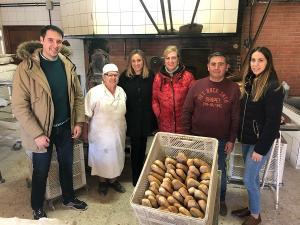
[219,201,228,216]
[242,215,262,225]
[231,207,251,217]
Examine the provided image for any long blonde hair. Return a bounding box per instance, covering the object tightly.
[125,49,149,79]
[241,47,278,102]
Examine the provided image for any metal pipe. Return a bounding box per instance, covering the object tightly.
[248,0,255,46]
[0,2,60,7]
[123,39,127,60]
[48,9,52,25]
[160,0,168,32]
[167,0,174,32]
[241,0,273,69]
[139,0,161,34]
[191,0,201,25]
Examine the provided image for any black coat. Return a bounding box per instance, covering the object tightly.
[118,70,157,137]
[238,72,284,155]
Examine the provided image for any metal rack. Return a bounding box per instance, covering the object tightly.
[228,134,287,209]
[0,81,22,150]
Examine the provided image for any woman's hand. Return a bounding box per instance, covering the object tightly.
[251,151,263,162]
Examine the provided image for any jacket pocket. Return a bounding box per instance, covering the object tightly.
[252,120,260,138]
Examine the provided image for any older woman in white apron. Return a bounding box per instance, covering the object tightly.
[84,63,127,195]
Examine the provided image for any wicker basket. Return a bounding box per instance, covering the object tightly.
[130,132,219,225]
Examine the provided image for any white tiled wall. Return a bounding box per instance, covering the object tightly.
[0,4,61,27]
[0,1,87,92]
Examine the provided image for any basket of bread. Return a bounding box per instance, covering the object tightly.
[130,132,218,225]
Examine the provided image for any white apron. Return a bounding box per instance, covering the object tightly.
[85,84,126,178]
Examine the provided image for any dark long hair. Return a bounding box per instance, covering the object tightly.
[241,46,279,101]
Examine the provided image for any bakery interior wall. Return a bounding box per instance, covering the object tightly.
[240,2,300,96]
[84,35,241,81]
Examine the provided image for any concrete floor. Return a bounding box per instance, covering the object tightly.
[0,88,300,225]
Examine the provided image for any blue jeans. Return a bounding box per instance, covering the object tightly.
[31,122,74,210]
[242,144,271,214]
[217,139,227,202]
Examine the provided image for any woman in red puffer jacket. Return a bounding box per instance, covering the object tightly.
[152,45,195,134]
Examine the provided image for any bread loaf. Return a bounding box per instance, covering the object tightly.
[161,180,173,193]
[151,164,165,176]
[187,199,200,210]
[190,207,204,218]
[200,180,210,187]
[186,178,200,189]
[194,158,210,168]
[156,195,170,208]
[200,172,211,180]
[165,157,177,166]
[179,207,192,216]
[172,191,184,204]
[154,159,167,171]
[184,195,194,207]
[167,195,180,205]
[176,168,187,181]
[148,195,158,208]
[199,165,210,173]
[148,172,163,183]
[144,190,155,197]
[166,163,176,171]
[159,186,172,198]
[141,198,152,207]
[186,159,194,167]
[178,187,189,198]
[189,165,200,177]
[172,179,186,190]
[176,163,188,173]
[176,152,188,164]
[194,189,207,201]
[198,199,207,213]
[168,206,179,213]
[198,183,209,195]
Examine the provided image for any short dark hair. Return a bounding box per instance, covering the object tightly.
[40,25,64,38]
[208,51,229,64]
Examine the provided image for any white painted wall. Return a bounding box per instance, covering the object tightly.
[0,8,4,54]
[0,1,86,92]
[65,38,86,94]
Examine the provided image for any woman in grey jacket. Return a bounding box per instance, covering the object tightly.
[231,47,284,225]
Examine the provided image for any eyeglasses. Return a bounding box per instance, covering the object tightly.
[104,73,119,78]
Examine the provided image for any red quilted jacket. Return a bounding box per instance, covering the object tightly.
[152,64,195,133]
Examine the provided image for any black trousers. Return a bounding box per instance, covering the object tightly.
[130,136,147,186]
[31,122,74,209]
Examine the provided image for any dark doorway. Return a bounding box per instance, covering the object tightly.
[180,48,210,80]
[3,26,43,54]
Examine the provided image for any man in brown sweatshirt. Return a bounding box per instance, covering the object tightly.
[182,52,240,216]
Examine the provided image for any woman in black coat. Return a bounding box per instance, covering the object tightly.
[231,47,284,225]
[118,49,157,186]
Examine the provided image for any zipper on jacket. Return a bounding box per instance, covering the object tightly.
[240,92,249,141]
[170,78,176,133]
[252,120,260,139]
